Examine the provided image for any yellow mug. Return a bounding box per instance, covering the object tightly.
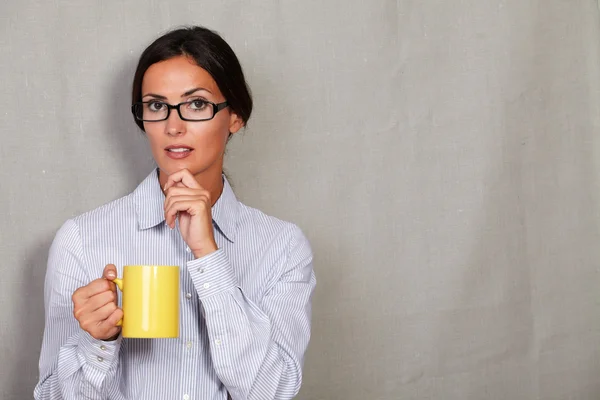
[113,265,180,338]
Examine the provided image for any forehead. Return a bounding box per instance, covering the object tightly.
[141,55,221,96]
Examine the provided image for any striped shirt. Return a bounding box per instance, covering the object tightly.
[34,168,316,400]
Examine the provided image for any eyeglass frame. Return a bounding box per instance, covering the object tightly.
[131,99,229,122]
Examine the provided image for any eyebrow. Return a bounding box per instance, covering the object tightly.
[183,87,213,96]
[142,87,213,100]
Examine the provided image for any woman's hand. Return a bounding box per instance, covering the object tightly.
[163,169,218,258]
[72,264,122,341]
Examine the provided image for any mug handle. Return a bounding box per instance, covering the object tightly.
[113,278,124,326]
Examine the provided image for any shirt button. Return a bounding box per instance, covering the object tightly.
[203,283,210,289]
[186,246,191,253]
[215,338,222,345]
[100,345,106,351]
[186,341,192,349]
[185,292,192,299]
[183,395,190,400]
[197,267,204,273]
[97,356,104,362]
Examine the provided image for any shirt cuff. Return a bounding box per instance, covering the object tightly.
[188,248,238,299]
[78,330,122,374]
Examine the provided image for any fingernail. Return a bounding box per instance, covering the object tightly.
[107,272,115,279]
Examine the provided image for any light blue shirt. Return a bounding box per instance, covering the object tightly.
[34,169,316,399]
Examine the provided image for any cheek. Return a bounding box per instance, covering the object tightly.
[188,118,230,144]
[143,120,163,135]
[143,125,166,149]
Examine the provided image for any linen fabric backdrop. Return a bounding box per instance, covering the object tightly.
[1,1,600,399]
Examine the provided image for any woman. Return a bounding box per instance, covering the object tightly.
[34,26,316,400]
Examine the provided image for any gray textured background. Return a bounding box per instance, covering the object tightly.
[2,1,600,399]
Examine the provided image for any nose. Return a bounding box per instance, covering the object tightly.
[165,107,186,136]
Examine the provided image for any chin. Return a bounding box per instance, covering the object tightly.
[158,160,208,177]
[154,150,220,178]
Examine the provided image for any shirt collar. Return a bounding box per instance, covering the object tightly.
[133,168,239,242]
[211,175,239,243]
[133,169,165,231]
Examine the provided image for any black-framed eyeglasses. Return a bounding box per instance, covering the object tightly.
[131,99,229,122]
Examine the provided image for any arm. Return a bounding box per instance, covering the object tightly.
[34,219,123,400]
[188,225,316,400]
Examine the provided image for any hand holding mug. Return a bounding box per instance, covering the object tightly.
[72,264,122,341]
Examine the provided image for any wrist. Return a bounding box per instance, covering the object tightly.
[191,241,218,259]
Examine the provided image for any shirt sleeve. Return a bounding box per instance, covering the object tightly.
[34,219,123,399]
[187,224,316,400]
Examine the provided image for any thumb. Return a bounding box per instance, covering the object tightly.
[103,264,117,281]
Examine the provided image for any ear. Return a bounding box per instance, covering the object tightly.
[228,112,244,135]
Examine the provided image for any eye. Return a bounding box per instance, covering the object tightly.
[188,100,208,111]
[147,101,166,112]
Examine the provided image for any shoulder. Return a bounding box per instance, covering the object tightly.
[236,202,312,257]
[68,193,136,234]
[73,193,135,226]
[53,193,135,246]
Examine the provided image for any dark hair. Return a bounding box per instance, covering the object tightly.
[131,26,253,133]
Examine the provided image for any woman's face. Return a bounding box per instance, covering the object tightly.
[141,55,243,179]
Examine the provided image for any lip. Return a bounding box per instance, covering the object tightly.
[164,144,194,160]
[165,144,194,150]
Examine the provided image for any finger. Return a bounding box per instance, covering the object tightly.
[164,186,208,199]
[165,201,189,229]
[73,278,113,301]
[107,280,117,295]
[86,290,117,313]
[165,199,208,227]
[101,308,124,330]
[77,301,117,332]
[164,169,201,191]
[164,187,210,210]
[99,326,122,341]
[164,194,199,227]
[164,170,198,190]
[92,312,122,341]
[164,195,209,216]
[103,264,117,280]
[165,201,195,229]
[92,299,119,320]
